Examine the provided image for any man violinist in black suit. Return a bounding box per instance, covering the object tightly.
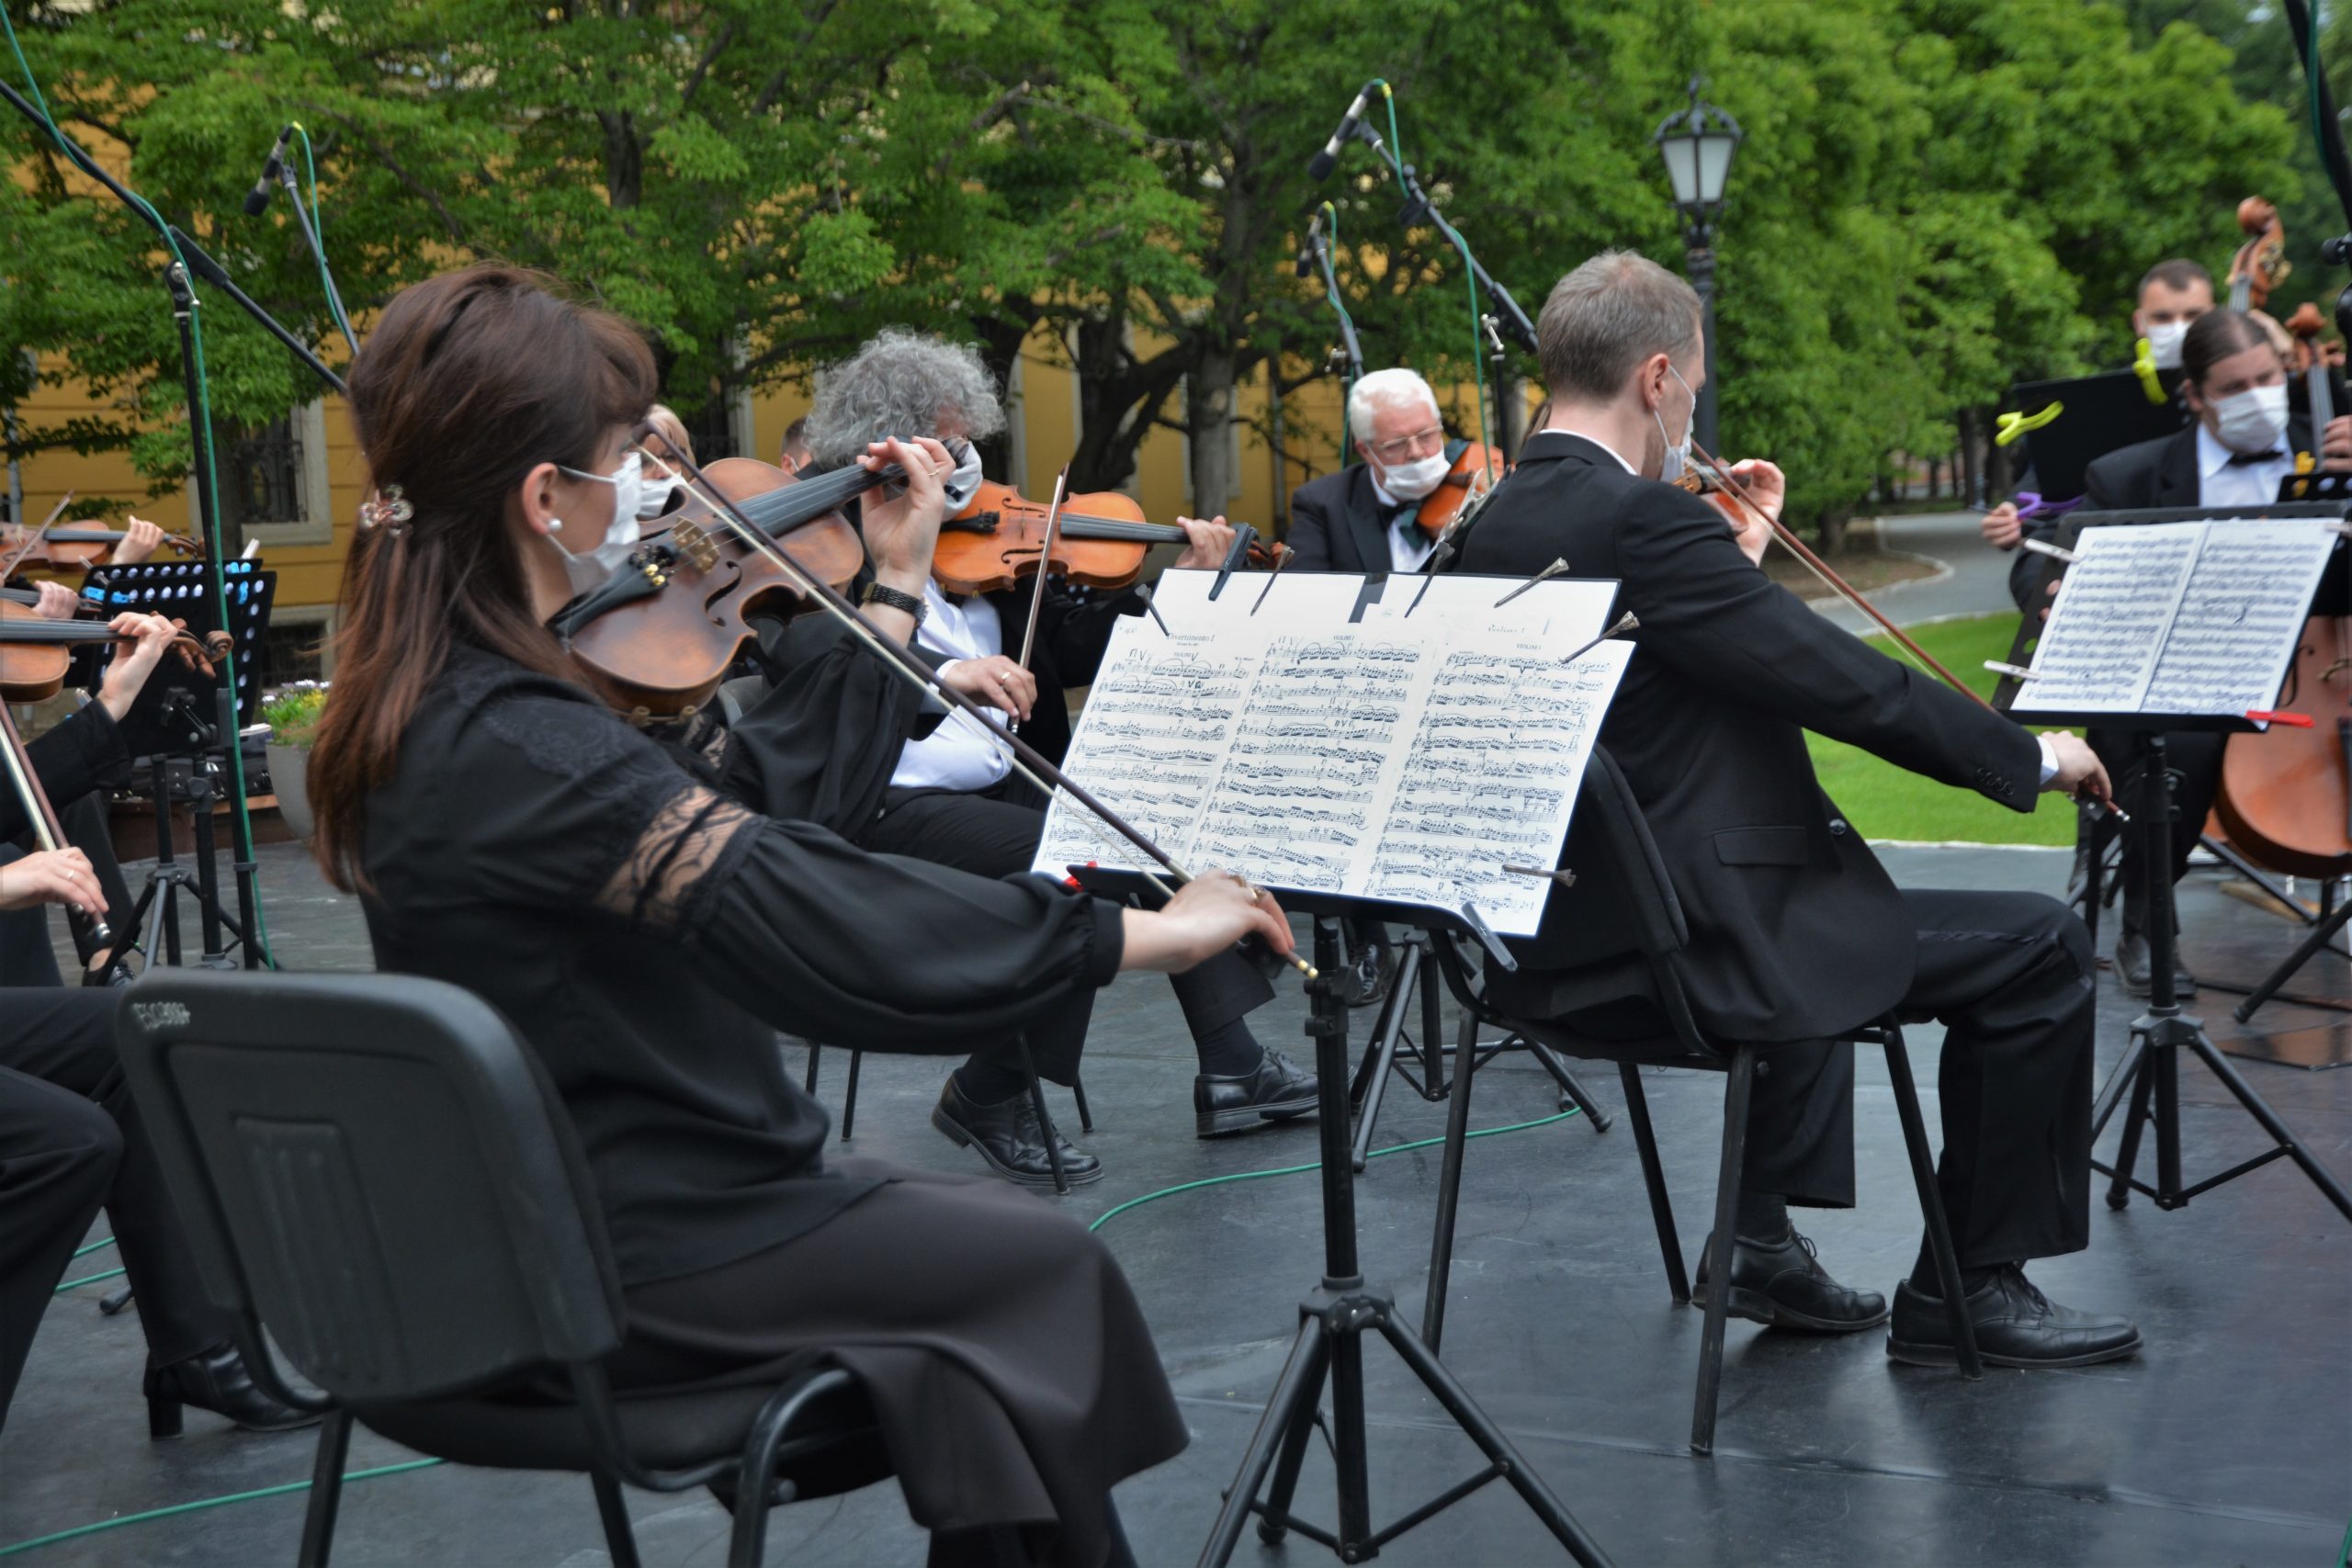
[1284,367,1464,576]
[1455,250,2141,1369]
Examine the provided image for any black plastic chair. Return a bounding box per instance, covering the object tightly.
[116,969,887,1568]
[1417,750,1982,1456]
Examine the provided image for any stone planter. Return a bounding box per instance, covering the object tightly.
[266,741,315,842]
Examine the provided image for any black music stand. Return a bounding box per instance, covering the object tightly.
[84,558,275,976]
[1994,512,2351,1222]
[1073,871,1612,1568]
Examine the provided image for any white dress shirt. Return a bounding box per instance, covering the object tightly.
[1373,475,1441,573]
[2192,421,2296,511]
[889,581,1012,792]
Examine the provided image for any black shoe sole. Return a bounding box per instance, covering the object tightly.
[1885,1331,2143,1370]
[1702,1281,1889,1334]
[931,1106,1104,1188]
[1195,1094,1319,1138]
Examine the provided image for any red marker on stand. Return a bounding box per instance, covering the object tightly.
[2247,710,2314,728]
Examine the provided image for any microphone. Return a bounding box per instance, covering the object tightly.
[1306,85,1374,180]
[242,125,296,218]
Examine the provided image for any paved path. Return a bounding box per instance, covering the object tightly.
[1808,507,2017,633]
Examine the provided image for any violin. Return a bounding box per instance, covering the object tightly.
[2226,196,2289,312]
[934,479,1285,596]
[554,454,875,718]
[0,583,100,615]
[1411,442,1505,540]
[0,522,203,570]
[0,695,112,971]
[0,599,231,703]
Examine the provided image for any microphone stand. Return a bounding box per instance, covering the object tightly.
[1351,121,1536,458]
[272,150,360,356]
[0,73,353,970]
[1297,218,1364,386]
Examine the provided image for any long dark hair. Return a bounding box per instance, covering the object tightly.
[311,265,656,891]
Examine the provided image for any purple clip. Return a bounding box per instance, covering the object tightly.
[2014,491,2084,524]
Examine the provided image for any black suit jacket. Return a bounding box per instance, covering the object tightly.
[1456,432,2043,1042]
[1285,464,1394,573]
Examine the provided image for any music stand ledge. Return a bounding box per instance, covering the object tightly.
[1071,872,1613,1567]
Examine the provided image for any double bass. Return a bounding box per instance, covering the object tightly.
[2216,309,2352,880]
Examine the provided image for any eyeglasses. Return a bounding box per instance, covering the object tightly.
[1366,425,1444,464]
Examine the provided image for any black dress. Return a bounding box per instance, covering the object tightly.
[357,643,1185,1564]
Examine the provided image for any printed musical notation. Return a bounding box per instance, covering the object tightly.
[1033,568,1631,936]
[2013,521,2336,724]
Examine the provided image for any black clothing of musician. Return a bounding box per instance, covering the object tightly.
[1460,429,2116,1326]
[356,640,1186,1562]
[0,703,306,1437]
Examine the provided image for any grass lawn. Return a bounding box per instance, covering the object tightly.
[1804,614,2075,846]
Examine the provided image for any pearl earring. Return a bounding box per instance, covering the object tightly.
[548,517,564,532]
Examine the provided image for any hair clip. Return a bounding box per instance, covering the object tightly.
[358,485,413,535]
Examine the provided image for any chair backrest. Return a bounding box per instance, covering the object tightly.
[115,969,625,1406]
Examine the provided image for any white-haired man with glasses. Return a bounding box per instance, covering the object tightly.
[1285,367,1464,575]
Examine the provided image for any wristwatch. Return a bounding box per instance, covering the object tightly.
[861,581,926,626]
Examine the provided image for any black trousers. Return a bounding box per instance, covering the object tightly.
[1740,889,2096,1269]
[859,784,1276,1053]
[0,987,230,1429]
[2087,728,2224,922]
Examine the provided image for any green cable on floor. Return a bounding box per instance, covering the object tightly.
[0,1461,444,1559]
[1090,1103,1582,1233]
[3,1107,1577,1555]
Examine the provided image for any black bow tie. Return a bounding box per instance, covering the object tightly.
[2225,447,2286,467]
[1381,500,1418,530]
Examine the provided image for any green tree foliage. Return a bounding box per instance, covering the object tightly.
[0,0,2301,540]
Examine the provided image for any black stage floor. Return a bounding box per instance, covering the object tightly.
[3,843,2346,1566]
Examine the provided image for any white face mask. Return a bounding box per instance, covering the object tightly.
[1377,449,1452,502]
[635,470,682,522]
[1654,363,1696,483]
[942,440,985,512]
[548,451,647,597]
[2143,320,2189,370]
[2209,383,2289,456]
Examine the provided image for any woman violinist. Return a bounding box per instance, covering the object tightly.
[310,265,1292,1567]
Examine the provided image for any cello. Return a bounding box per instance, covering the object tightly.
[2226,196,2289,312]
[2214,308,2352,881]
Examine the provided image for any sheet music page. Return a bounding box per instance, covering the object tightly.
[2142,522,2338,722]
[2010,524,2202,715]
[1035,569,1626,936]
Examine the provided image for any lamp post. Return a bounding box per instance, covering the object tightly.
[1653,75,1743,452]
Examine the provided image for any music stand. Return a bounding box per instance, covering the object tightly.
[1994,511,2351,1222]
[82,558,275,976]
[1073,870,1611,1567]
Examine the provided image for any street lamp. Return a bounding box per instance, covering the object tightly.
[1653,75,1743,452]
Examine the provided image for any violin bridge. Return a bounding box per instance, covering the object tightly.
[666,522,720,575]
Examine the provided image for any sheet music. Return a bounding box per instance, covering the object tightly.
[2011,519,2337,724]
[2010,525,2198,714]
[2142,524,2337,717]
[1034,568,1629,936]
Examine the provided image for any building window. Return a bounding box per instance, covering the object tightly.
[213,416,305,540]
[680,395,739,464]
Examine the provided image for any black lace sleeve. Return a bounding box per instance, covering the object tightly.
[441,672,762,934]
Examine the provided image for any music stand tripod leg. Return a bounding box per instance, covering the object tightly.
[1200,918,1614,1568]
[2232,896,2352,1023]
[1350,937,1424,1171]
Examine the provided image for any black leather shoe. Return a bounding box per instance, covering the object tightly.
[1195,1047,1320,1137]
[144,1343,322,1438]
[2114,927,2196,998]
[1888,1265,2141,1369]
[932,1077,1102,1188]
[1692,1227,1889,1332]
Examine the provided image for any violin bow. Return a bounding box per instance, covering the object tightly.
[639,432,1316,979]
[1687,444,1994,713]
[1008,463,1070,734]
